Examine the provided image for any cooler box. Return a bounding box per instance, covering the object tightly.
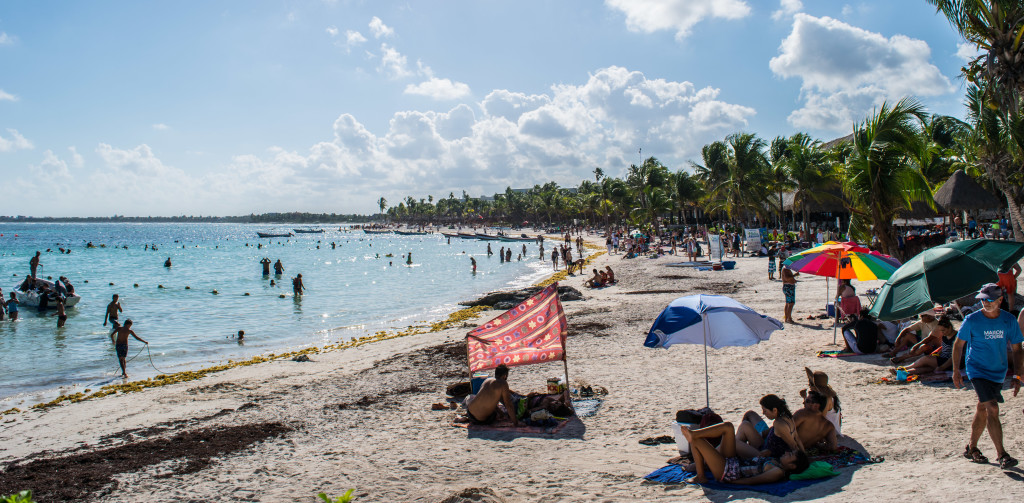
[826,303,836,318]
[470,372,488,394]
[670,422,701,454]
[722,261,736,270]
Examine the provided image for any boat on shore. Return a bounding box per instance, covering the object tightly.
[474,233,501,240]
[293,228,325,234]
[363,229,392,234]
[257,232,294,238]
[497,235,536,242]
[13,279,82,308]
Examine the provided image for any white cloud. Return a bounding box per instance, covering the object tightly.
[841,5,853,16]
[342,30,367,53]
[772,0,802,20]
[326,26,339,37]
[152,123,169,131]
[404,78,471,100]
[605,0,750,39]
[378,44,413,79]
[956,41,983,62]
[0,66,756,215]
[770,14,953,131]
[369,16,394,38]
[0,89,16,102]
[0,129,33,152]
[0,32,16,46]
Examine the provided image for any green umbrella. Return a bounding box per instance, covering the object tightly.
[868,239,1024,321]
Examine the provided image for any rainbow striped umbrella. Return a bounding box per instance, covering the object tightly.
[783,241,901,281]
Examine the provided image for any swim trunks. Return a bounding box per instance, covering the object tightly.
[466,409,497,425]
[116,343,128,359]
[782,284,796,304]
[971,378,1004,404]
[720,457,742,482]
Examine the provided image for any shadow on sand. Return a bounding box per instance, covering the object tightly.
[465,416,587,441]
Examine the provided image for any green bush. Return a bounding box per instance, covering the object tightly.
[2,491,35,503]
[317,489,354,503]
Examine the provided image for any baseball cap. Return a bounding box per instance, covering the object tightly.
[976,283,1003,301]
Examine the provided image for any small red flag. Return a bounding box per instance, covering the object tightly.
[467,283,567,373]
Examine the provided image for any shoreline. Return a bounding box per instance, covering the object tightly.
[1,237,601,416]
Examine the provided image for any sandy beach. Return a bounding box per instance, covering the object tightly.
[2,234,1023,502]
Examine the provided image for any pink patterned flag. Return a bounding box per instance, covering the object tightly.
[467,283,567,372]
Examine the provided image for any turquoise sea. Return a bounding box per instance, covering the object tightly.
[0,223,554,409]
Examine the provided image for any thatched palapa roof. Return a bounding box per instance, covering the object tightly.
[933,170,1002,211]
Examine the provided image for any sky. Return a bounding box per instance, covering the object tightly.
[0,1,977,217]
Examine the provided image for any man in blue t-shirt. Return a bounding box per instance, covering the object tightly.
[953,283,1024,469]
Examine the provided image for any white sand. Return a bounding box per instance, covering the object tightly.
[2,238,1022,502]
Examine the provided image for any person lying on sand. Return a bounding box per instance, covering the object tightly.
[465,364,518,426]
[794,391,837,452]
[734,394,804,460]
[679,422,809,485]
[890,316,959,377]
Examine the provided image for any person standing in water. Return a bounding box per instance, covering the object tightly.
[274,259,285,275]
[292,274,305,296]
[260,257,271,275]
[470,256,477,273]
[103,294,122,326]
[4,292,16,321]
[30,251,41,278]
[111,319,147,378]
[53,297,67,327]
[406,253,413,266]
[164,257,172,268]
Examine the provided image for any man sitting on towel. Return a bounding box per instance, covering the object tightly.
[465,364,518,426]
[841,309,881,354]
[794,391,837,451]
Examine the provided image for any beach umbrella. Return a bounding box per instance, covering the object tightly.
[783,241,901,343]
[644,295,784,408]
[868,239,1024,321]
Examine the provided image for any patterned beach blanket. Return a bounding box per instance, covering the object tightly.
[644,446,881,496]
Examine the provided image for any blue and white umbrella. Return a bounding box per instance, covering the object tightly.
[645,294,784,408]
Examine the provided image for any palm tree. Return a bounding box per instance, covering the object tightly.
[786,134,840,234]
[768,136,795,229]
[929,0,1024,239]
[701,133,774,223]
[964,83,1024,240]
[377,197,387,222]
[842,98,933,258]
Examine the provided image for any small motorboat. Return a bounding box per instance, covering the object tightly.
[13,278,82,308]
[363,229,392,234]
[497,234,537,242]
[394,230,430,236]
[293,228,325,234]
[257,232,294,238]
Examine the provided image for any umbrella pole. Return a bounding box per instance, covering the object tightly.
[703,316,710,410]
[833,266,840,345]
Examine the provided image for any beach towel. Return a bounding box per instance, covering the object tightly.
[644,446,881,496]
[452,416,572,434]
[642,465,824,496]
[571,398,603,418]
[817,350,858,358]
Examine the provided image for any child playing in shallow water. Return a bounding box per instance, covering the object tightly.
[800,367,841,436]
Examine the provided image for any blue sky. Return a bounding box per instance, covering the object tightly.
[0,1,973,216]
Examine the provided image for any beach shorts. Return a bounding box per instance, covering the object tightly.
[720,457,742,482]
[466,409,497,425]
[768,260,777,274]
[971,378,1004,404]
[783,284,796,304]
[116,343,128,359]
[754,419,768,436]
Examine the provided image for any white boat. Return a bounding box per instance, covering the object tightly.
[12,278,81,308]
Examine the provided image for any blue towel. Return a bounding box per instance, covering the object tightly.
[571,398,602,418]
[643,465,825,497]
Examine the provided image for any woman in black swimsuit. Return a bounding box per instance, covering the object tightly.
[735,394,804,459]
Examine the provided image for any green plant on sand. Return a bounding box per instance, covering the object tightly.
[318,489,355,503]
[2,491,35,503]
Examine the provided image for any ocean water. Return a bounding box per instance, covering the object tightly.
[0,223,554,408]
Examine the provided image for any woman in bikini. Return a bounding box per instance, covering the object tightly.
[679,422,809,484]
[734,394,804,459]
